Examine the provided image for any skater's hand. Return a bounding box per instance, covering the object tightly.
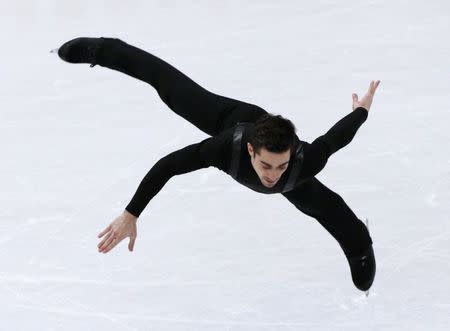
[352,80,381,112]
[97,210,138,254]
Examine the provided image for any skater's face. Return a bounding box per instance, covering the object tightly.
[247,143,291,188]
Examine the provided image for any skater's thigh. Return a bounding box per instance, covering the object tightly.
[98,38,251,136]
[283,177,347,217]
[282,177,371,255]
[183,92,268,136]
[220,101,268,131]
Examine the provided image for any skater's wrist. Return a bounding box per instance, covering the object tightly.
[123,209,139,221]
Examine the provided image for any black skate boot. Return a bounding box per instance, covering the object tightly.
[57,37,105,67]
[346,244,376,292]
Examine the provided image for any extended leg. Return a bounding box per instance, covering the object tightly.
[58,37,267,136]
[283,177,376,291]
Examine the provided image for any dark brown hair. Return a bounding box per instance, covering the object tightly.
[248,113,297,155]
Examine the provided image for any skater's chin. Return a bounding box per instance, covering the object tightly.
[262,178,277,187]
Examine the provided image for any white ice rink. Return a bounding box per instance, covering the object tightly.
[1,1,449,330]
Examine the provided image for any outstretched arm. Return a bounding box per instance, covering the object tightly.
[125,143,213,218]
[97,131,232,254]
[301,80,381,177]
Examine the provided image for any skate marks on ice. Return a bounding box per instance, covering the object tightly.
[0,273,343,330]
[0,271,136,331]
[332,285,379,312]
[4,297,339,331]
[380,226,450,281]
[0,275,337,330]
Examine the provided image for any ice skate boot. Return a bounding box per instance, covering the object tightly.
[57,37,105,67]
[346,244,376,292]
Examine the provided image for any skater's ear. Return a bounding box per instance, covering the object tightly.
[247,142,255,157]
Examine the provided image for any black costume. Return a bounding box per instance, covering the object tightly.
[58,37,376,291]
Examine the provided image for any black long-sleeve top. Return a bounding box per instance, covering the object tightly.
[125,107,369,217]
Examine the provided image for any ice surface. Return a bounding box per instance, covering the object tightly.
[1,0,449,330]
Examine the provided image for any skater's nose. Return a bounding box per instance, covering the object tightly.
[269,169,281,179]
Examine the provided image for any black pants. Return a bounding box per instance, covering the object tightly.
[97,38,372,258]
[96,38,267,136]
[283,178,372,257]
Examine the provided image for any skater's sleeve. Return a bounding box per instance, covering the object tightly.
[125,131,232,218]
[301,107,368,177]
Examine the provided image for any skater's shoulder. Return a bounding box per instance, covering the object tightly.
[209,126,237,146]
[299,138,327,162]
[197,128,235,169]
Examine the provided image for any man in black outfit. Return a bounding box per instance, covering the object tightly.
[57,37,381,292]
